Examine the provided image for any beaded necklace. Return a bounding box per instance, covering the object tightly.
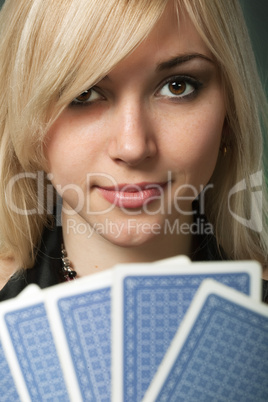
[61,244,78,281]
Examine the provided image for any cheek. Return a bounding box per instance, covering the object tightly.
[159,102,225,181]
[44,113,102,185]
[186,116,223,168]
[45,127,81,185]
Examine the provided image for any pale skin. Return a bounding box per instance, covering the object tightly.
[44,3,226,277]
[0,3,228,287]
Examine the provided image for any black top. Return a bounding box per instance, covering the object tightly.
[0,222,267,303]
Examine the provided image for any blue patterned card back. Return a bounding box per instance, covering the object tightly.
[4,303,70,401]
[57,287,111,401]
[0,340,20,402]
[155,293,268,401]
[123,272,251,401]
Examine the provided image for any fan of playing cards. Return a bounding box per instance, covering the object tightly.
[0,256,267,401]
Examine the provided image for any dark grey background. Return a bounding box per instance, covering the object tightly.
[0,0,267,93]
[240,0,268,94]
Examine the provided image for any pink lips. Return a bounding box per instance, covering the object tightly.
[96,182,167,209]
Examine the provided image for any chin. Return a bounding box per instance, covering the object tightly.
[100,223,162,248]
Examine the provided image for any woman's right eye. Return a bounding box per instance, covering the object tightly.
[71,88,103,105]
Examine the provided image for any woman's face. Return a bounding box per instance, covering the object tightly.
[46,3,226,246]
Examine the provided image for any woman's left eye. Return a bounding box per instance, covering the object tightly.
[158,77,201,99]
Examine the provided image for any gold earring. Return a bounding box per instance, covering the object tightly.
[220,140,230,157]
[222,144,227,157]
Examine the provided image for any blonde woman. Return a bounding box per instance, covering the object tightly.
[0,0,267,302]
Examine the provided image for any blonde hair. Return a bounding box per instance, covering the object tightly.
[0,0,267,272]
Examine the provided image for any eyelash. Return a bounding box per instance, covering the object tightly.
[70,75,203,106]
[70,88,103,106]
[157,75,203,101]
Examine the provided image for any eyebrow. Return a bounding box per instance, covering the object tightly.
[156,53,215,71]
[100,53,214,83]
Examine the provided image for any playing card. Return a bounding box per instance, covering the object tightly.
[0,286,41,401]
[143,279,268,402]
[0,339,20,402]
[17,284,41,299]
[0,292,70,402]
[112,258,262,401]
[44,269,113,401]
[153,255,191,266]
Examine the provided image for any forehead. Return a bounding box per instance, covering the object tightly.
[111,1,212,74]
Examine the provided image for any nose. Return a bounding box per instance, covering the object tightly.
[108,100,157,166]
